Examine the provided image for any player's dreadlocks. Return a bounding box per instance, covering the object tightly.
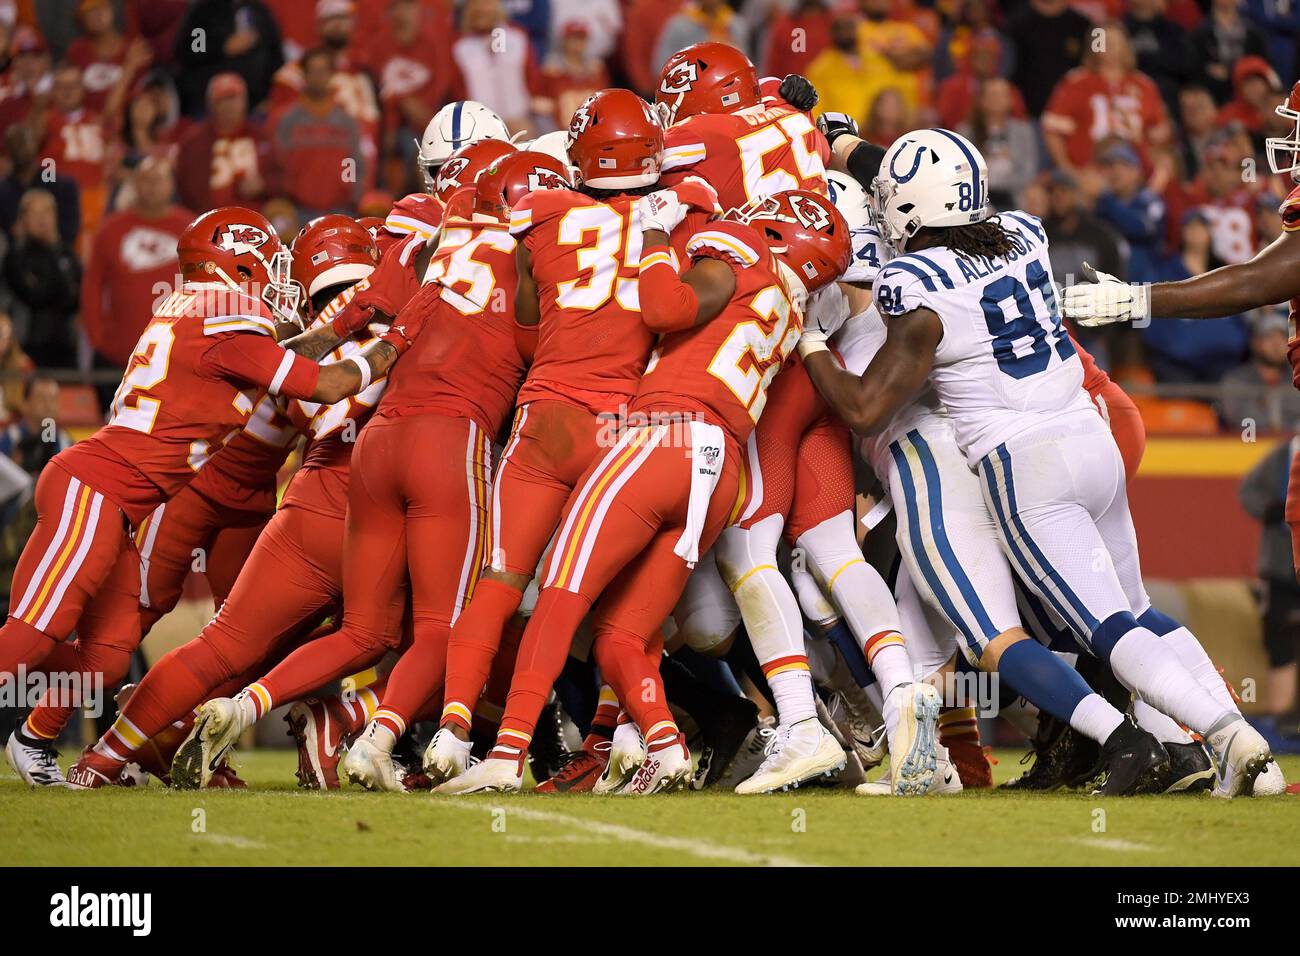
[925,215,1021,261]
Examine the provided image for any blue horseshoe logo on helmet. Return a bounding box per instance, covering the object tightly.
[889,141,925,183]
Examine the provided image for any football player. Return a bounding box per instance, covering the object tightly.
[801,128,1274,797]
[63,214,422,789]
[440,188,850,794]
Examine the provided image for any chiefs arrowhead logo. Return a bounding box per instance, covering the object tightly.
[789,195,832,231]
[528,166,568,191]
[568,103,593,141]
[437,156,471,191]
[216,224,270,254]
[659,60,698,95]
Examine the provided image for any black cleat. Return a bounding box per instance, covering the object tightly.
[1157,740,1215,793]
[694,695,759,788]
[1093,720,1169,796]
[526,702,568,784]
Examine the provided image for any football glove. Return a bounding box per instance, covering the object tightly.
[329,299,377,339]
[778,74,819,112]
[636,179,720,234]
[816,111,859,148]
[1060,262,1149,327]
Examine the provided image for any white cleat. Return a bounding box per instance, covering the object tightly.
[593,721,645,795]
[619,734,693,794]
[1253,759,1286,796]
[433,750,523,794]
[1207,719,1273,799]
[342,726,406,792]
[856,749,961,796]
[886,682,941,796]
[171,697,245,790]
[715,718,777,790]
[734,717,846,795]
[422,727,472,786]
[5,731,71,787]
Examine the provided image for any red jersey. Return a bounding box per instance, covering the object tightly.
[54,285,321,524]
[1041,68,1169,169]
[376,223,526,434]
[188,393,299,515]
[633,220,799,444]
[81,206,194,367]
[43,107,107,191]
[380,192,443,255]
[174,120,268,213]
[660,102,829,212]
[1281,185,1300,337]
[281,281,389,518]
[509,190,656,412]
[64,38,131,113]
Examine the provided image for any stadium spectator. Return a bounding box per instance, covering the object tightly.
[1005,0,1091,117]
[80,155,191,371]
[932,0,1010,83]
[1243,0,1300,87]
[104,70,181,198]
[1043,170,1125,286]
[1179,135,1260,265]
[653,0,748,79]
[64,0,149,114]
[855,0,932,116]
[174,72,266,215]
[935,31,1023,132]
[174,0,284,117]
[268,46,365,217]
[550,0,621,64]
[0,25,52,134]
[1,188,81,367]
[1237,436,1300,753]
[1041,22,1172,177]
[959,76,1037,211]
[861,87,908,150]
[0,377,72,476]
[1186,0,1270,106]
[0,312,35,420]
[0,124,80,245]
[506,0,554,63]
[1094,142,1166,283]
[1124,0,1189,114]
[1216,55,1283,147]
[1175,84,1222,179]
[1141,209,1248,383]
[807,11,875,122]
[762,0,833,80]
[1219,306,1300,431]
[534,22,609,133]
[41,62,109,239]
[621,0,683,96]
[451,0,541,137]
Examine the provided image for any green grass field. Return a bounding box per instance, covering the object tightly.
[2,750,1297,867]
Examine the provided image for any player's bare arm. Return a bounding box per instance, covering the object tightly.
[801,307,942,435]
[280,322,352,360]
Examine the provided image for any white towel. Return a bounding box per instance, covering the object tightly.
[674,420,726,567]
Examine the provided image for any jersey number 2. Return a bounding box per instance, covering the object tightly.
[108,322,175,433]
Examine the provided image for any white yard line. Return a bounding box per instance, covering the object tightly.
[1063,836,1160,853]
[198,833,268,850]
[442,801,817,867]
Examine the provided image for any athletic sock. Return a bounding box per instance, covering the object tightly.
[996,638,1123,743]
[824,620,875,687]
[584,684,619,746]
[1107,626,1234,734]
[937,706,980,750]
[1133,698,1195,745]
[863,633,911,696]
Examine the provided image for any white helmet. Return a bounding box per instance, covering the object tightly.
[416,101,511,189]
[871,128,989,254]
[524,130,571,166]
[827,169,886,283]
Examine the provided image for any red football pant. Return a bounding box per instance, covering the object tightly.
[94,501,344,757]
[1093,378,1146,484]
[495,424,740,749]
[136,483,270,637]
[0,464,140,710]
[264,413,491,726]
[440,400,605,729]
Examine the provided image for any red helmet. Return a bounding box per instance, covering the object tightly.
[655,42,760,126]
[567,88,664,190]
[1267,80,1300,181]
[357,216,386,240]
[177,207,299,322]
[434,139,518,205]
[477,149,573,209]
[290,214,378,310]
[728,190,850,295]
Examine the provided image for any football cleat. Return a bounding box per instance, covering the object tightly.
[693,693,759,789]
[619,733,693,794]
[286,697,355,790]
[593,721,646,795]
[422,727,473,786]
[1092,721,1169,796]
[5,730,71,788]
[535,739,611,793]
[433,749,524,794]
[886,682,942,796]
[342,727,406,793]
[1001,714,1101,791]
[1207,718,1274,799]
[734,717,846,794]
[856,746,963,796]
[206,761,248,789]
[945,736,993,789]
[715,717,778,790]
[66,748,122,790]
[171,697,245,790]
[1157,741,1215,794]
[1252,759,1287,796]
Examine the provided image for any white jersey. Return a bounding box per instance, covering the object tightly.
[872,210,1094,464]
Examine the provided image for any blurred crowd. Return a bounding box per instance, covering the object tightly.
[0,0,1298,438]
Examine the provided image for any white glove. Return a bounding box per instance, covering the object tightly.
[1061,262,1149,327]
[797,329,829,359]
[636,189,688,235]
[805,284,851,340]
